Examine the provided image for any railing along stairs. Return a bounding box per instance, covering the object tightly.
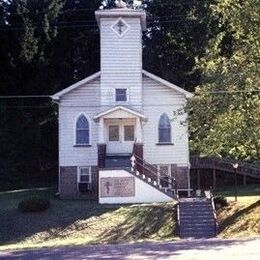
[130,154,178,199]
[190,155,260,179]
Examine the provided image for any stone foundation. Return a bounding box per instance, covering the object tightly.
[60,166,98,199]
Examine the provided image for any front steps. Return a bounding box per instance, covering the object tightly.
[178,198,217,238]
[125,168,176,199]
[103,155,176,199]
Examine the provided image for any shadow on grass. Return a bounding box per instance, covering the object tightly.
[218,199,260,233]
[0,188,177,248]
[0,188,120,246]
[97,204,177,243]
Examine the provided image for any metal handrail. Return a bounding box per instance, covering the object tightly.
[132,153,177,196]
[133,154,175,181]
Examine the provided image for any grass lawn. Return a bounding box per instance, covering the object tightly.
[215,185,260,238]
[0,188,177,250]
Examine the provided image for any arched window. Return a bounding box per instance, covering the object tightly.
[158,113,171,143]
[76,115,90,145]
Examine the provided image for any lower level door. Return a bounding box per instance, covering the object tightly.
[106,122,135,155]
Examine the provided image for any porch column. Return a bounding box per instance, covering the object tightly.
[136,118,142,143]
[99,117,105,143]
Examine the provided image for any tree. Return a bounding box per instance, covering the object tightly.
[187,0,260,162]
[142,0,217,91]
[0,0,102,190]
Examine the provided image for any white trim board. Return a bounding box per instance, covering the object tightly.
[142,70,193,98]
[93,106,147,121]
[51,72,101,101]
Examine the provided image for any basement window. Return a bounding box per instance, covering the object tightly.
[77,167,92,192]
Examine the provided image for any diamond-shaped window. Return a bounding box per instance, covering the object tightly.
[111,18,130,37]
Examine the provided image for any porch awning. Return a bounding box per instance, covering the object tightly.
[93,106,147,121]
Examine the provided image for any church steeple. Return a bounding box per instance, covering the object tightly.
[95,7,146,107]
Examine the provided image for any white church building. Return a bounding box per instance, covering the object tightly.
[51,5,193,203]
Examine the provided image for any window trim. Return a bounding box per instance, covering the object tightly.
[157,113,173,144]
[123,125,135,142]
[114,88,129,103]
[74,113,91,146]
[110,17,131,38]
[77,166,92,184]
[108,124,120,142]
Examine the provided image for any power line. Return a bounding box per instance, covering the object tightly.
[0,89,259,100]
[208,90,260,94]
[0,95,51,99]
[0,19,201,31]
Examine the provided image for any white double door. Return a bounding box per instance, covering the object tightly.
[106,119,136,155]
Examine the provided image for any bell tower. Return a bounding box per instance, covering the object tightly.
[95,6,146,108]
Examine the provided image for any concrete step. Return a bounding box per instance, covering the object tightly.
[180,201,212,205]
[180,229,216,233]
[180,227,215,232]
[180,204,212,208]
[179,213,214,218]
[180,221,215,227]
[178,198,216,239]
[180,214,214,217]
[180,232,215,238]
[180,205,212,209]
[124,168,175,199]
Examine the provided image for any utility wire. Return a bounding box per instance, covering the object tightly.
[0,89,259,100]
[0,20,203,31]
[0,95,51,99]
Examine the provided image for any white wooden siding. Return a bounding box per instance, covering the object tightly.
[100,17,142,107]
[59,106,99,166]
[142,76,189,165]
[60,78,100,107]
[59,78,101,166]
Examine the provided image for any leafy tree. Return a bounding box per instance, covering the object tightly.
[187,0,260,161]
[142,0,217,91]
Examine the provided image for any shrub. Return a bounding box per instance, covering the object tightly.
[214,195,228,210]
[18,197,50,213]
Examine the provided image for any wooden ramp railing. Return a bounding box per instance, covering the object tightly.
[190,156,260,179]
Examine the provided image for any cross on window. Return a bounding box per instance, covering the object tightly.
[111,18,129,37]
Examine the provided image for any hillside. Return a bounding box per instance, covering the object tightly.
[216,185,260,238]
[0,188,177,250]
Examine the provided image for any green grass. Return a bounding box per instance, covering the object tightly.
[0,188,177,250]
[215,184,260,198]
[215,185,260,238]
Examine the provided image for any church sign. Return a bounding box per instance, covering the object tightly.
[100,177,135,197]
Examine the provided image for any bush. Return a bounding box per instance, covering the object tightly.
[214,195,228,210]
[18,197,50,213]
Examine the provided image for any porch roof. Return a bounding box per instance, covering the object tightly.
[93,106,147,121]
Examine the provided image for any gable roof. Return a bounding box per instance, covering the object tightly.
[51,71,101,101]
[93,106,147,121]
[51,70,193,101]
[142,70,193,98]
